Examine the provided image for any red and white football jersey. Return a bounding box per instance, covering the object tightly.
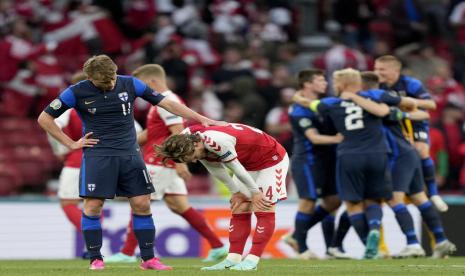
[54,109,83,168]
[143,90,185,167]
[186,123,287,171]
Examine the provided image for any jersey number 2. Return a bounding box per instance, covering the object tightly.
[121,102,131,116]
[344,106,364,130]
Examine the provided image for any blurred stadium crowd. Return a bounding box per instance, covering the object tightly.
[1,0,465,196]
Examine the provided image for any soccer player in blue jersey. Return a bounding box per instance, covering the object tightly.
[37,55,224,270]
[375,55,448,212]
[360,71,457,259]
[310,68,394,259]
[284,69,350,259]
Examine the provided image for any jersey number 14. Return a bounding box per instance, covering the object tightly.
[345,106,364,130]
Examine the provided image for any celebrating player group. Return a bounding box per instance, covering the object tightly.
[38,54,456,271]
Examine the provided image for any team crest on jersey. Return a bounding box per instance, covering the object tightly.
[88,108,97,114]
[118,92,128,102]
[299,118,312,128]
[88,183,96,192]
[50,99,62,110]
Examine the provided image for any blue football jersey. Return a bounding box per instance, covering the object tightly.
[289,103,336,162]
[359,88,414,154]
[315,94,389,156]
[380,75,431,128]
[44,75,165,156]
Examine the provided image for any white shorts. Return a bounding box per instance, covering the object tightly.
[233,153,289,203]
[57,167,80,199]
[146,164,188,200]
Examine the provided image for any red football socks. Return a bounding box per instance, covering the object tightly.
[62,204,82,232]
[229,213,252,254]
[121,216,138,256]
[181,207,224,248]
[250,212,275,257]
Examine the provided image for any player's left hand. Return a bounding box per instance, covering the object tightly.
[251,191,272,211]
[230,192,248,212]
[175,163,192,181]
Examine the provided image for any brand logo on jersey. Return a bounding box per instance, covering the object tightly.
[88,108,97,114]
[50,99,62,110]
[118,92,128,102]
[84,100,96,105]
[88,183,96,192]
[219,151,232,160]
[299,118,312,128]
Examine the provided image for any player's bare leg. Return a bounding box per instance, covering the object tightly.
[415,141,448,212]
[164,195,227,261]
[202,201,252,271]
[128,195,172,271]
[82,198,105,270]
[409,192,456,258]
[387,192,425,258]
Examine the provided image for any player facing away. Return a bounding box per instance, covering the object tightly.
[156,123,289,271]
[284,69,349,259]
[37,55,224,270]
[360,72,457,258]
[310,68,393,259]
[105,64,228,263]
[375,55,448,212]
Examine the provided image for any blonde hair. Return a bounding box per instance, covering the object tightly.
[83,55,117,90]
[333,68,362,95]
[375,55,402,69]
[155,134,201,163]
[132,64,166,80]
[70,71,87,84]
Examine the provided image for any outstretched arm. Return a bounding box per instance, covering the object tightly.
[341,92,390,117]
[158,98,225,126]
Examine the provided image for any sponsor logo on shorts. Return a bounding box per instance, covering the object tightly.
[88,183,96,192]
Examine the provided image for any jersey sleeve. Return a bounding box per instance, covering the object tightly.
[157,106,184,126]
[44,87,75,118]
[360,89,401,106]
[201,130,238,162]
[406,78,431,99]
[292,115,316,133]
[132,77,165,105]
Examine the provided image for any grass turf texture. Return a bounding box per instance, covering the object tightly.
[1,258,465,276]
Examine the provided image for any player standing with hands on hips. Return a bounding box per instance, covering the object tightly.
[37,55,225,271]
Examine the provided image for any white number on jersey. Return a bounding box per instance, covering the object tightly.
[121,102,131,116]
[230,123,263,134]
[344,106,364,130]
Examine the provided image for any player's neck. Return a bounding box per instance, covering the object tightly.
[301,89,318,100]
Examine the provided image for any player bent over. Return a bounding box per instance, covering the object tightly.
[157,123,289,271]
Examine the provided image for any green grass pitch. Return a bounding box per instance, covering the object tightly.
[1,258,465,276]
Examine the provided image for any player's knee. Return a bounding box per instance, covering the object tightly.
[297,199,315,213]
[409,192,428,206]
[322,196,341,211]
[83,199,104,216]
